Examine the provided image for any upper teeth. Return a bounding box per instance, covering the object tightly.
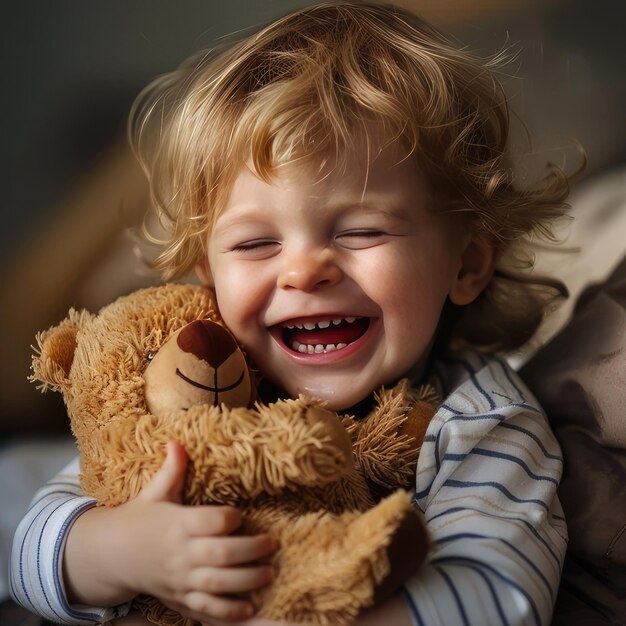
[284,316,360,330]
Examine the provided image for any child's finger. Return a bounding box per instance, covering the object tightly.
[183,505,243,536]
[138,441,189,503]
[189,534,278,567]
[180,591,255,622]
[189,564,276,594]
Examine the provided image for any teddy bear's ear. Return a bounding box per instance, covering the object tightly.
[30,308,94,392]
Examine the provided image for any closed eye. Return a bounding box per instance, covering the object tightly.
[231,239,281,258]
[335,230,390,249]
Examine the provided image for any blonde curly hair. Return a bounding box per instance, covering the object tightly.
[130,1,574,351]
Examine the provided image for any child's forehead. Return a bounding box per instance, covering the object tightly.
[211,139,431,226]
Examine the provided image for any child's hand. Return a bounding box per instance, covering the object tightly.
[64,441,278,622]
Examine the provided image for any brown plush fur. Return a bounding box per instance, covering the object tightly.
[31,284,435,625]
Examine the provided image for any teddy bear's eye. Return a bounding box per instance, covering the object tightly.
[146,351,156,362]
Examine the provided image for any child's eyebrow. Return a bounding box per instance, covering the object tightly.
[212,213,268,237]
[323,201,414,222]
[212,199,413,236]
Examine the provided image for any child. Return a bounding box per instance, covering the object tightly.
[10,2,571,625]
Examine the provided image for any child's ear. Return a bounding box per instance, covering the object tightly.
[195,260,214,287]
[449,235,496,305]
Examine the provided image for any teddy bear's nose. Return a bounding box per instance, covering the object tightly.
[176,320,239,368]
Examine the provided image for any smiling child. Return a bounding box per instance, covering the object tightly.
[11,3,571,625]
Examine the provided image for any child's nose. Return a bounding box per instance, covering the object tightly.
[277,249,342,292]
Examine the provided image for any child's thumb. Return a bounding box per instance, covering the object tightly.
[138,440,189,503]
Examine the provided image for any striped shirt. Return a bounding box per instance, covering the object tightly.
[9,351,566,625]
[404,352,567,625]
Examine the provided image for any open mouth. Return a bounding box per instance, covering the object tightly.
[276,316,371,354]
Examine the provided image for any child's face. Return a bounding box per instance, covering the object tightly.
[201,140,475,410]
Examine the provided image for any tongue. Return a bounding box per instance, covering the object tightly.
[288,318,369,346]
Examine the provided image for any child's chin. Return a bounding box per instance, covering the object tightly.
[287,381,373,412]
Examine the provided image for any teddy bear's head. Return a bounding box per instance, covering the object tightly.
[31,284,253,419]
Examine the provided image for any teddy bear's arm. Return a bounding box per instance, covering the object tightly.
[77,396,355,508]
[343,383,437,500]
[178,398,356,506]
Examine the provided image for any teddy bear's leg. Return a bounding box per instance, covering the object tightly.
[255,490,428,626]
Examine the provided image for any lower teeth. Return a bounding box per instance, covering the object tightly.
[294,341,348,354]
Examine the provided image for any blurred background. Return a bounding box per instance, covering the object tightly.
[1,0,625,615]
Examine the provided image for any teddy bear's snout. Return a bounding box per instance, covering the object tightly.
[144,319,254,414]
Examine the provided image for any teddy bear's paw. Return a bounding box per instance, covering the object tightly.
[253,491,428,624]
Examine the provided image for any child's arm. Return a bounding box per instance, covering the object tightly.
[10,443,277,625]
[64,442,276,618]
[9,455,117,624]
[400,354,568,625]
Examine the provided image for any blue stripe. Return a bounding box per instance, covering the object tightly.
[434,412,508,471]
[35,500,72,621]
[495,358,526,402]
[414,483,432,501]
[469,448,559,485]
[27,497,102,622]
[471,566,510,626]
[438,447,559,486]
[53,501,100,620]
[439,402,509,423]
[428,507,563,568]
[443,479,549,512]
[509,401,542,414]
[410,493,426,513]
[8,555,19,606]
[431,556,542,626]
[440,402,458,413]
[442,453,467,462]
[18,498,63,615]
[436,532,555,601]
[435,428,442,471]
[27,490,84,513]
[492,390,514,403]
[434,566,470,625]
[435,413,506,466]
[441,355,496,410]
[498,423,563,461]
[449,411,507,423]
[401,586,425,626]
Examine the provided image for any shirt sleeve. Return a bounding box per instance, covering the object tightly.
[402,353,568,626]
[9,456,131,624]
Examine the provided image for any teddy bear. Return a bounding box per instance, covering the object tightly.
[30,283,437,625]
